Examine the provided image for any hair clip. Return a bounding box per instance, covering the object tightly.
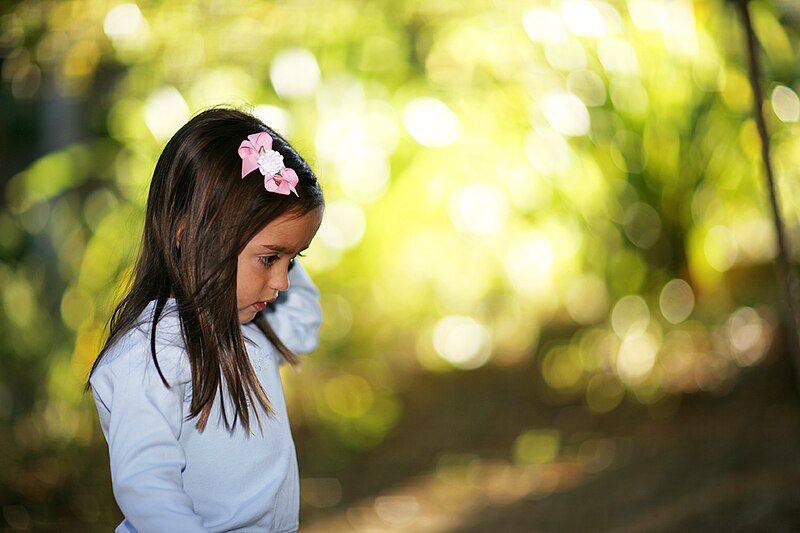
[238,132,299,196]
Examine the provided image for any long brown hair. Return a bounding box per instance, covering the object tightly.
[84,105,324,435]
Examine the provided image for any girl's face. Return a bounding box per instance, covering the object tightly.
[236,207,323,324]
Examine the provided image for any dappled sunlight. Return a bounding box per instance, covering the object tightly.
[269,48,321,100]
[432,315,492,370]
[402,97,460,148]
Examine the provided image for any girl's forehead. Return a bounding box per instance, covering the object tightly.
[249,209,322,251]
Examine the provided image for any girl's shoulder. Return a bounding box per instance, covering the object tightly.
[91,299,192,390]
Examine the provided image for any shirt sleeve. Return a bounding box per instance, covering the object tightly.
[90,345,209,532]
[263,259,322,359]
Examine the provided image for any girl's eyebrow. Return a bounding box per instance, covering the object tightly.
[259,244,309,254]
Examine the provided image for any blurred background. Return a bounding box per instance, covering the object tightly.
[2,0,800,530]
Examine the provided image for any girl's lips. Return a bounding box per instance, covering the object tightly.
[252,299,276,312]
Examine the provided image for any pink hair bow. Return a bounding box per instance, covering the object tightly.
[238,131,300,196]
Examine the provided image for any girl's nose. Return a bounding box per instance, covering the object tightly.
[268,267,290,292]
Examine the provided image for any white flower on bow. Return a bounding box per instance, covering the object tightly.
[238,132,299,196]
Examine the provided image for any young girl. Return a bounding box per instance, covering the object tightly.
[84,106,325,532]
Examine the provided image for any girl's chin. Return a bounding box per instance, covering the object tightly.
[239,310,256,324]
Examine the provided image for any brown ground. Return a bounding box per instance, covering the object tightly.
[296,346,800,532]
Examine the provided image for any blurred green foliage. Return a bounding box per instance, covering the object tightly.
[1,0,799,528]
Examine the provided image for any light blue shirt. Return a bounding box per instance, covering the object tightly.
[89,262,321,532]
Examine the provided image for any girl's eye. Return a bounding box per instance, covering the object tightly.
[260,252,306,269]
[259,255,280,268]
